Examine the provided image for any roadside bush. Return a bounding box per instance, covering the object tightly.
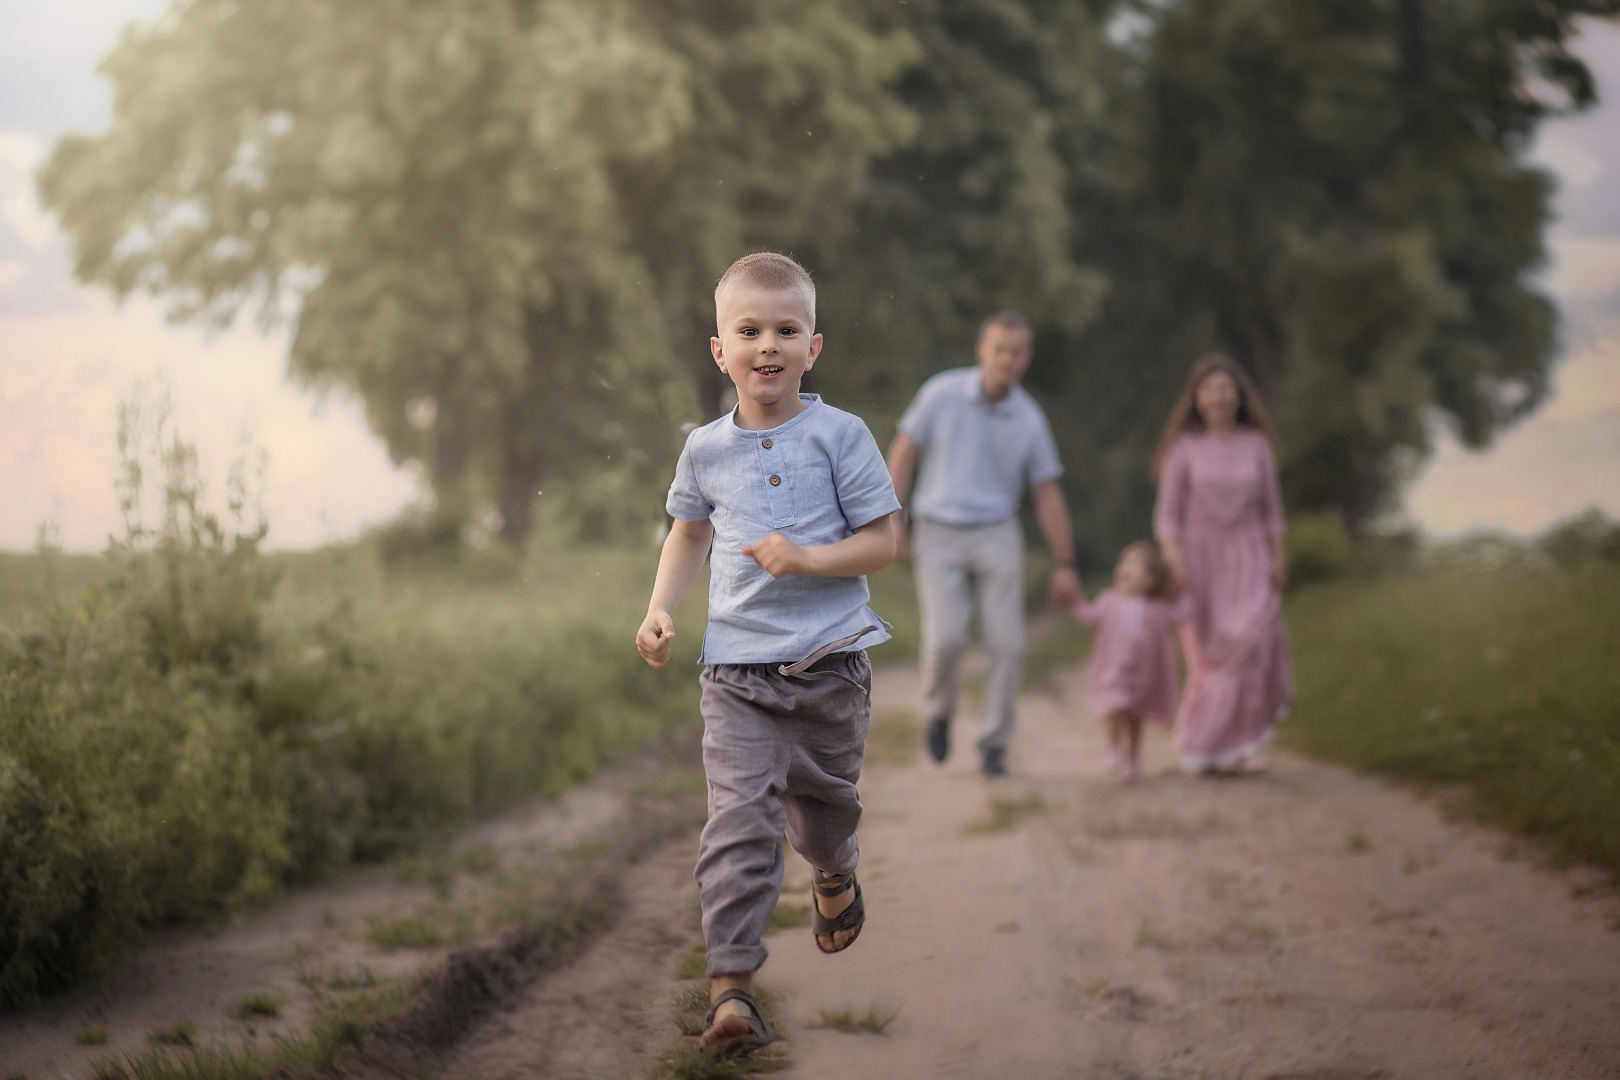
[0,423,694,1006]
[1285,510,1353,590]
[1538,507,1620,570]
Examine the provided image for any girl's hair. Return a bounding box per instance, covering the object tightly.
[1121,540,1174,601]
[1151,352,1278,481]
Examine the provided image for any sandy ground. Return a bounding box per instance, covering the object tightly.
[756,664,1620,1080]
[5,663,1619,1080]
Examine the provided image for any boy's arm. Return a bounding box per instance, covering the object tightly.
[742,515,896,580]
[636,518,714,668]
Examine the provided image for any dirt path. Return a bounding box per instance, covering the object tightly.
[756,663,1620,1079]
[0,737,699,1080]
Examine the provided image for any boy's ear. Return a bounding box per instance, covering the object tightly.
[710,335,725,371]
[804,332,824,370]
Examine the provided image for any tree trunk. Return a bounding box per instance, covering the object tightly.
[497,451,543,547]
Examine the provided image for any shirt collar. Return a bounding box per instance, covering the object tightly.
[967,374,1018,409]
[727,394,822,439]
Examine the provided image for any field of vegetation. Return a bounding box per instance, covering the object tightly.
[0,493,709,1007]
[1283,551,1620,877]
[6,472,1617,1014]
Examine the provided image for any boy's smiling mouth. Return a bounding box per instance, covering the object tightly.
[753,365,785,378]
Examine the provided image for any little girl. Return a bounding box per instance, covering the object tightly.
[1071,542,1194,779]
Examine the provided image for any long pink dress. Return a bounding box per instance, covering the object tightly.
[1154,430,1293,769]
[1072,590,1193,725]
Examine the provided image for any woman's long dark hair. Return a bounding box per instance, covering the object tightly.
[1151,352,1278,481]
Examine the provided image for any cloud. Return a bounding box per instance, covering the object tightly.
[1402,19,1620,537]
[0,129,93,317]
[1406,406,1620,536]
[0,292,419,551]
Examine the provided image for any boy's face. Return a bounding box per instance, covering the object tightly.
[711,286,822,412]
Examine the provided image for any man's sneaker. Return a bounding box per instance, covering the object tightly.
[925,719,950,763]
[981,747,1007,776]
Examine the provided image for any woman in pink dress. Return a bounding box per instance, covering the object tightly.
[1071,541,1195,780]
[1152,353,1292,774]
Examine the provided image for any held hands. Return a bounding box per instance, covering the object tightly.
[742,532,811,578]
[1048,565,1081,610]
[636,610,677,668]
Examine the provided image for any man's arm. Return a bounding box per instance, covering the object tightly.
[636,518,714,668]
[742,515,896,580]
[885,432,921,560]
[1031,478,1081,608]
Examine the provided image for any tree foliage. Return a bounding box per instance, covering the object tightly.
[1045,0,1619,562]
[39,0,1619,554]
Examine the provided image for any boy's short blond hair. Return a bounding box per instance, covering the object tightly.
[715,252,817,330]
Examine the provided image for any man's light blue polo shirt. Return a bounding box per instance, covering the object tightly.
[667,395,902,665]
[897,368,1064,527]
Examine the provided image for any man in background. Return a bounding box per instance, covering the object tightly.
[887,311,1081,776]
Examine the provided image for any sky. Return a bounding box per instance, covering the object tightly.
[0,5,1617,550]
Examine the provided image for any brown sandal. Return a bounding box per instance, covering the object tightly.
[701,988,773,1055]
[811,872,865,954]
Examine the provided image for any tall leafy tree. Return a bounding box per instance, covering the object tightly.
[1047,0,1619,561]
[39,0,920,543]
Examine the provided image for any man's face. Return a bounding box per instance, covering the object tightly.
[975,323,1033,399]
[711,286,822,411]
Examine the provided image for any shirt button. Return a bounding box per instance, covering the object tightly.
[761,438,773,449]
[769,474,781,486]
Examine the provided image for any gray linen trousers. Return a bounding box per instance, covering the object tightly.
[695,651,870,976]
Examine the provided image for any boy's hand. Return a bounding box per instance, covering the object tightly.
[636,610,677,668]
[742,533,810,578]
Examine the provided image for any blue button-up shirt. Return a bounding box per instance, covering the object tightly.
[897,368,1064,527]
[667,395,902,664]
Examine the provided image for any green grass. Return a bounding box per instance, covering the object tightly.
[0,532,704,1005]
[77,1022,110,1045]
[364,912,451,950]
[146,1021,197,1048]
[226,992,281,1020]
[674,943,708,980]
[810,1005,899,1034]
[864,708,922,766]
[0,549,111,627]
[963,792,1047,836]
[763,901,812,935]
[1022,614,1091,690]
[1283,566,1620,875]
[90,979,412,1080]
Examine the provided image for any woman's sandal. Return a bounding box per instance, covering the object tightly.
[811,872,865,954]
[701,988,773,1056]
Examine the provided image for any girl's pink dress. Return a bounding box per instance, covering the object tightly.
[1072,590,1193,725]
[1154,430,1294,769]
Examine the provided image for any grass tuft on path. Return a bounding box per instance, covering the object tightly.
[963,792,1047,836]
[1284,566,1620,876]
[811,1005,899,1034]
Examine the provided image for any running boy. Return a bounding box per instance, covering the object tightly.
[636,252,900,1054]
